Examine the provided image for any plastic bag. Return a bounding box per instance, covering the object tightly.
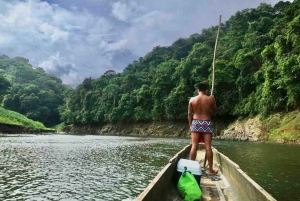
[177,167,202,201]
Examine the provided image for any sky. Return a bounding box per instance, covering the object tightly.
[0,0,291,87]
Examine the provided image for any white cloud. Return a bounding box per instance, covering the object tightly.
[39,22,69,41]
[111,0,141,22]
[0,0,289,87]
[111,1,131,22]
[0,0,117,87]
[106,39,128,51]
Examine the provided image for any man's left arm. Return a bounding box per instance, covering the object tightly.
[188,99,193,128]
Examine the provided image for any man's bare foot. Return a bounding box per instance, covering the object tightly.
[208,169,218,176]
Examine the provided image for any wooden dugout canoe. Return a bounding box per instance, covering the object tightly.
[136,144,276,201]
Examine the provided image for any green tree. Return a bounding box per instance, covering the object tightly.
[0,56,70,126]
[0,75,11,103]
[60,0,300,125]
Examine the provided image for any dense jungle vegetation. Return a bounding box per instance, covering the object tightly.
[59,1,300,124]
[1,1,299,128]
[0,56,70,127]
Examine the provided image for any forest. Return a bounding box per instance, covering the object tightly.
[1,1,300,127]
[0,56,70,126]
[59,1,300,125]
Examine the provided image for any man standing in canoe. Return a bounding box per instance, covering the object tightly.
[188,82,218,176]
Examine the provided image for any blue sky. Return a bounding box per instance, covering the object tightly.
[0,0,291,87]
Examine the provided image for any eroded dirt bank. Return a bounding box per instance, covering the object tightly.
[62,111,300,144]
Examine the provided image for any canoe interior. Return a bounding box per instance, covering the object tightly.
[136,145,190,201]
[136,144,276,201]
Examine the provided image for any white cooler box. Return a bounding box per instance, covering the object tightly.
[176,159,202,185]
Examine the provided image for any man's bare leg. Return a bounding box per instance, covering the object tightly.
[203,133,218,175]
[203,152,207,168]
[190,132,200,160]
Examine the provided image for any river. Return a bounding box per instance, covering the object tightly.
[0,135,299,201]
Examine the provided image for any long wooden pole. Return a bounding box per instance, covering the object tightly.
[211,15,222,95]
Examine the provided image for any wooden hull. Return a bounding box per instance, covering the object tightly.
[136,144,276,201]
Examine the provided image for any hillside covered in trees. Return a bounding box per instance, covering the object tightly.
[1,1,299,131]
[0,56,70,127]
[59,1,300,125]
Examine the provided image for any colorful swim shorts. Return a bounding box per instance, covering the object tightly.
[190,120,213,134]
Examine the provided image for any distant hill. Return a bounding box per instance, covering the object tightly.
[0,55,71,126]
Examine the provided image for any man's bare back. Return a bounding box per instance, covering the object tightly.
[189,94,216,121]
[188,82,218,176]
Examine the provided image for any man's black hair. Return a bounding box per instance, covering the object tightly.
[197,82,208,92]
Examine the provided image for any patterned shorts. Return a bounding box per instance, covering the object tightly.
[190,120,213,134]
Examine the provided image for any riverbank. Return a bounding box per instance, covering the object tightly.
[2,105,298,143]
[62,120,228,137]
[62,111,300,144]
[0,123,55,134]
[0,107,55,134]
[220,111,300,143]
[63,122,191,137]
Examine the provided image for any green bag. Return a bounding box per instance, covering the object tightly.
[177,167,202,201]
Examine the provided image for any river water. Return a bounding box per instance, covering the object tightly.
[0,135,299,201]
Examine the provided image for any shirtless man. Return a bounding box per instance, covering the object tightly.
[188,82,218,176]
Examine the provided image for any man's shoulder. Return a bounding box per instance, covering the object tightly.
[200,95,215,102]
[207,95,216,104]
[208,95,215,100]
[189,96,197,102]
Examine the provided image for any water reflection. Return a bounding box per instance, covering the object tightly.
[0,135,189,201]
[0,135,299,201]
[214,141,300,201]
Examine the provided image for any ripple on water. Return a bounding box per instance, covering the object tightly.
[3,136,298,201]
[0,135,189,201]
